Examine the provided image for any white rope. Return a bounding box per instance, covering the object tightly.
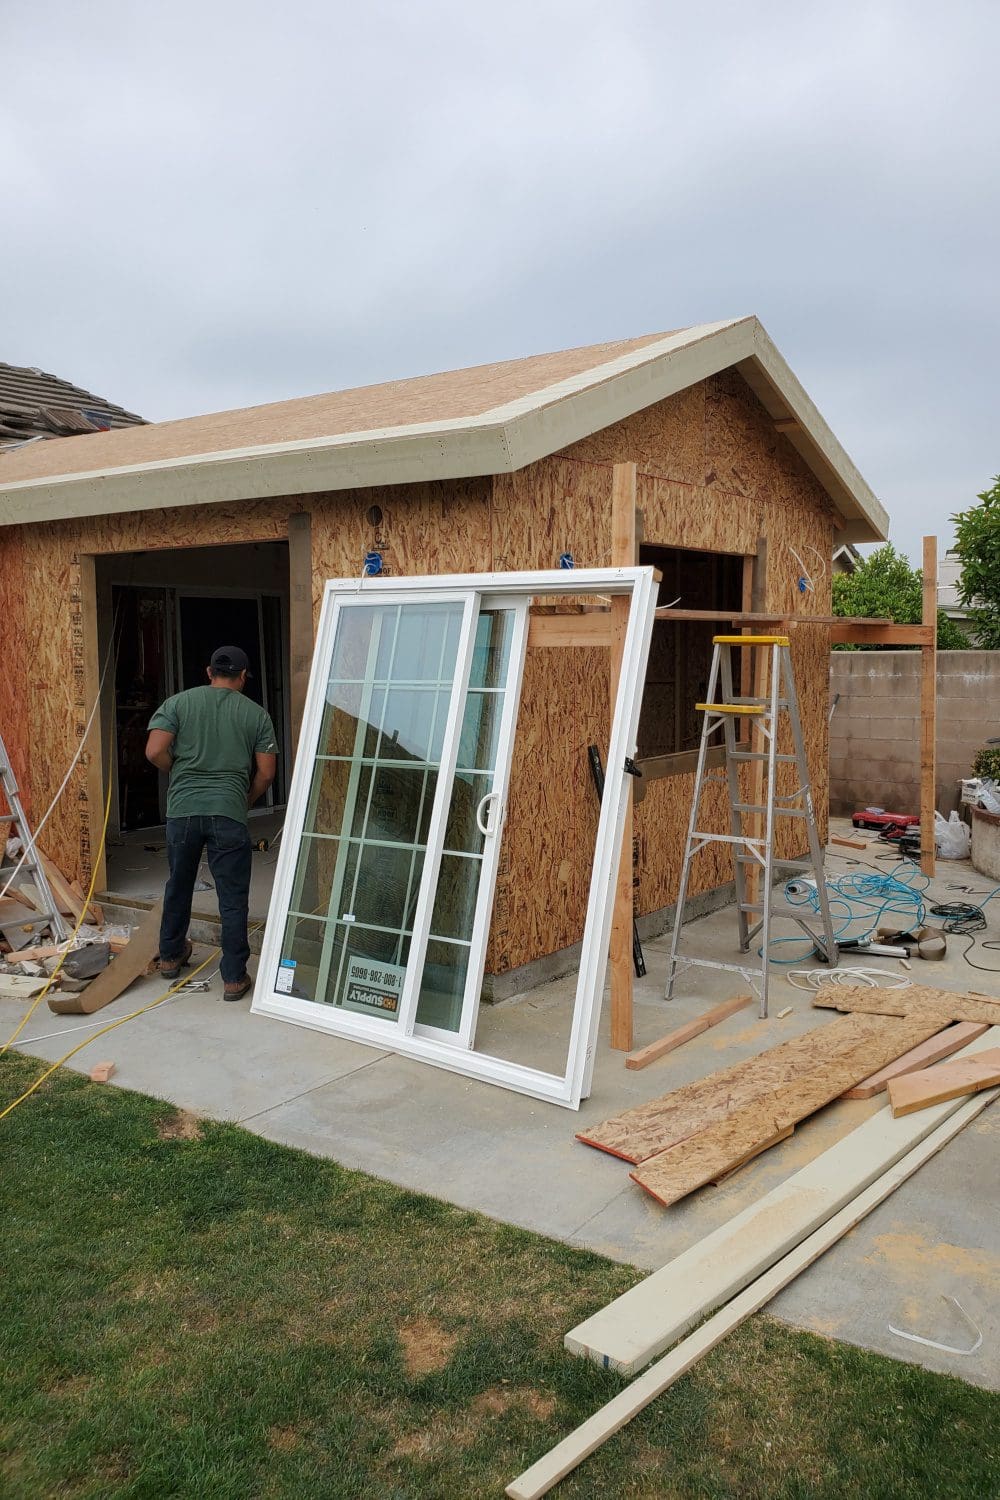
[785,966,911,992]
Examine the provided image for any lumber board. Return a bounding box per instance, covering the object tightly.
[813,982,1000,1028]
[566,1028,1000,1377]
[577,1012,928,1164]
[37,851,87,923]
[920,535,938,877]
[526,613,613,649]
[842,1021,989,1098]
[887,1047,1000,1117]
[828,622,933,646]
[0,974,48,999]
[625,993,752,1070]
[608,461,637,1052]
[830,835,867,850]
[47,900,163,1015]
[628,1013,943,1206]
[513,1088,998,1498]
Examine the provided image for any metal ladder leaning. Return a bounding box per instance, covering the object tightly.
[664,633,836,1018]
[0,730,68,943]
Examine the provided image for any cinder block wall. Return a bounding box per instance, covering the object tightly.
[829,651,1000,816]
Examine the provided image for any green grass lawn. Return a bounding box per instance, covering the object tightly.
[1,1053,998,1499]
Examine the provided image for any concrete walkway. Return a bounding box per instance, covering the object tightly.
[4,823,998,1390]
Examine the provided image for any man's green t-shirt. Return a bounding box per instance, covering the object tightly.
[148,686,278,825]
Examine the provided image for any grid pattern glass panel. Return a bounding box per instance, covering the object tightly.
[279,600,463,1018]
[415,608,514,1032]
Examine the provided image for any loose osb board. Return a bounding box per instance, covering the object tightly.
[887,1047,1000,1117]
[814,983,1000,1028]
[578,1012,906,1163]
[629,1012,946,1207]
[842,1021,990,1099]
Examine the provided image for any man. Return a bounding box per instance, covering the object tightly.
[145,646,277,1001]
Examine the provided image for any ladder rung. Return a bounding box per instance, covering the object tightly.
[693,832,766,846]
[712,634,790,646]
[736,853,814,869]
[696,703,765,715]
[728,751,797,763]
[738,902,765,913]
[733,803,806,818]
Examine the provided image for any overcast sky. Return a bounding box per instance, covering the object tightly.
[4,1,997,561]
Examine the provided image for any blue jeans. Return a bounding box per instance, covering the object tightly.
[160,816,252,985]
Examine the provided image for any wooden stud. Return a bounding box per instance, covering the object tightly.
[920,535,938,876]
[526,613,614,649]
[831,836,867,850]
[287,510,314,758]
[888,1047,1000,1116]
[78,554,108,894]
[842,1021,990,1099]
[609,462,637,1052]
[625,993,752,1070]
[828,622,934,646]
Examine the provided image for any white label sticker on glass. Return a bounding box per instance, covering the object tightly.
[341,957,405,1018]
[275,959,297,994]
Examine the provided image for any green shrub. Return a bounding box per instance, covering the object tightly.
[971,745,1000,780]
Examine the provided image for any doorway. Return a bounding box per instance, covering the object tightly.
[99,542,292,834]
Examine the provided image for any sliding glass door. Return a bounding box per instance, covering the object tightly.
[275,590,526,1047]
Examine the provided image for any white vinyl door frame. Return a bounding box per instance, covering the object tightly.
[252,566,657,1108]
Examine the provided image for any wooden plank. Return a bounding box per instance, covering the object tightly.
[567,1028,1000,1377]
[813,982,1000,1028]
[842,1021,989,1098]
[608,462,637,1052]
[287,509,314,758]
[578,1012,935,1163]
[47,899,163,1015]
[77,553,108,895]
[888,1047,1000,1116]
[828,622,933,645]
[625,993,752,1071]
[627,1013,944,1206]
[0,974,48,1000]
[512,1089,998,1498]
[920,534,938,876]
[36,851,86,923]
[526,613,614,649]
[831,835,867,850]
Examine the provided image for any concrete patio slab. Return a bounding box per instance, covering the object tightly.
[3,818,997,1388]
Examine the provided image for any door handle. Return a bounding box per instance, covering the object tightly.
[475,790,502,836]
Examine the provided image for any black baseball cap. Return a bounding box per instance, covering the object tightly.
[210,645,252,677]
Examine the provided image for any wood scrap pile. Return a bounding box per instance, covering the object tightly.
[578,983,1000,1207]
[0,841,136,1005]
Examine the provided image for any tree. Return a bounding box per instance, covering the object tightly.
[953,476,1000,648]
[832,542,968,650]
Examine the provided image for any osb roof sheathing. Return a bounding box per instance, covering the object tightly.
[0,332,671,486]
[0,318,889,541]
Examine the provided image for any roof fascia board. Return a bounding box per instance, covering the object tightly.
[501,319,756,471]
[743,326,889,542]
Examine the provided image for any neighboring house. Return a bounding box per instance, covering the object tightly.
[938,548,978,640]
[0,361,144,447]
[0,316,888,995]
[832,540,863,574]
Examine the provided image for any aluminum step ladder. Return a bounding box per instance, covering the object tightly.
[664,634,836,1018]
[0,730,68,943]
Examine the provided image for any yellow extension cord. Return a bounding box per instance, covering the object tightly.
[0,774,228,1122]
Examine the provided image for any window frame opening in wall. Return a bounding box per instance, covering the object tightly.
[636,543,750,778]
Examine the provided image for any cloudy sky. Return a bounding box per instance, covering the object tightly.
[5,1,997,559]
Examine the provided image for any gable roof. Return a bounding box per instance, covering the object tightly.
[0,361,145,446]
[0,318,888,542]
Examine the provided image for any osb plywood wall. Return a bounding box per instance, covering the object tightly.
[0,371,833,981]
[487,369,834,973]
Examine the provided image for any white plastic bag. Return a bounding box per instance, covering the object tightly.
[934,809,971,859]
[979,779,1000,816]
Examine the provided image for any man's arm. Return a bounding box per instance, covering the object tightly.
[145,729,175,772]
[248,752,277,807]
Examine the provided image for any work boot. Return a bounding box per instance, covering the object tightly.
[159,939,193,981]
[223,973,253,1002]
